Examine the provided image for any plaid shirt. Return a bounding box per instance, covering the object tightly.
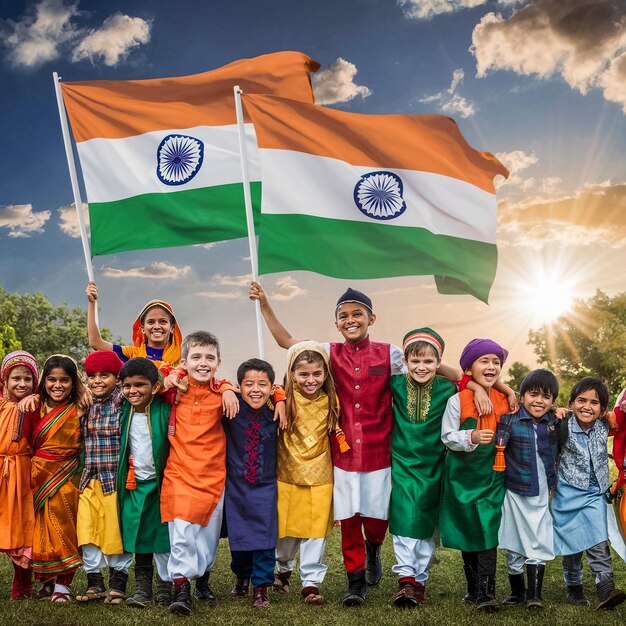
[79,386,124,494]
[497,407,560,496]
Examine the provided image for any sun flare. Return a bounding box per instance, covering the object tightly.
[518,266,576,326]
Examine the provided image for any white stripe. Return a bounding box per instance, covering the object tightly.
[77,124,261,203]
[259,149,497,243]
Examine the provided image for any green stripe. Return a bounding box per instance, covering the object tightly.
[258,214,497,303]
[89,183,261,256]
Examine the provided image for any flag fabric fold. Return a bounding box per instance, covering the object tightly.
[242,94,508,303]
[61,52,319,256]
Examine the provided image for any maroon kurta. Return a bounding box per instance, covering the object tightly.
[330,337,392,472]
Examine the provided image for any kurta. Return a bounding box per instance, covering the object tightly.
[117,396,170,553]
[0,398,35,555]
[31,402,82,576]
[160,380,226,526]
[277,389,333,539]
[389,374,457,539]
[223,397,278,551]
[440,388,510,552]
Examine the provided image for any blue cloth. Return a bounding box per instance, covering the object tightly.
[112,344,164,363]
[230,548,275,587]
[497,407,559,496]
[223,396,278,551]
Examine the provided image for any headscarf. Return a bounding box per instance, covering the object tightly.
[131,299,182,367]
[460,338,508,371]
[1,350,39,383]
[287,340,329,373]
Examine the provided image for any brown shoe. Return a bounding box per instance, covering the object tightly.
[252,585,270,608]
[273,571,291,593]
[230,578,250,598]
[393,581,424,608]
[302,585,324,604]
[35,581,54,600]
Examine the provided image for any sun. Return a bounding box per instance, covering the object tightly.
[518,265,576,326]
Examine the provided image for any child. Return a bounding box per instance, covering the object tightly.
[552,376,626,610]
[389,328,457,608]
[76,350,132,604]
[223,358,278,609]
[116,357,172,608]
[440,338,510,611]
[496,369,560,609]
[31,354,88,602]
[0,351,39,599]
[86,281,182,369]
[160,331,238,616]
[273,341,340,605]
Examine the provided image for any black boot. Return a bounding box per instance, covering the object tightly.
[462,565,477,604]
[195,571,215,602]
[476,575,498,611]
[501,573,525,605]
[104,568,128,604]
[365,541,383,586]
[342,571,367,607]
[126,565,153,608]
[596,577,626,610]
[566,584,590,606]
[155,577,173,607]
[525,564,544,609]
[76,572,106,602]
[169,578,192,616]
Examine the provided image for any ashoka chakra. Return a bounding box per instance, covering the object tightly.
[353,170,407,220]
[157,134,204,186]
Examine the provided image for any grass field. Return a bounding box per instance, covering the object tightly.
[1,530,626,626]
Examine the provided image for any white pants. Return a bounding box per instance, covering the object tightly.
[275,536,328,587]
[154,552,170,581]
[82,543,133,574]
[166,493,224,580]
[391,535,435,583]
[506,550,546,575]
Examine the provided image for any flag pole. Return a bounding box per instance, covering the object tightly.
[52,71,98,325]
[234,85,265,359]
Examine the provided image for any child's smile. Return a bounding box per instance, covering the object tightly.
[44,368,73,407]
[335,303,375,344]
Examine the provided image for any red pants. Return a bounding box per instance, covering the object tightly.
[340,514,388,573]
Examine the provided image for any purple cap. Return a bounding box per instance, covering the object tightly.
[460,338,508,371]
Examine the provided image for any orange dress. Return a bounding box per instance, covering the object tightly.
[0,398,34,560]
[31,402,82,577]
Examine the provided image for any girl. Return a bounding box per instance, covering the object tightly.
[31,354,89,603]
[0,351,39,599]
[86,281,182,370]
[273,341,342,604]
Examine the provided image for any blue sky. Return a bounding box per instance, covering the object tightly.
[1,0,625,380]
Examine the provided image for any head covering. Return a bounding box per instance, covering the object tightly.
[132,299,182,348]
[460,338,508,372]
[335,287,373,312]
[84,350,124,376]
[1,350,39,383]
[402,327,445,359]
[287,340,329,372]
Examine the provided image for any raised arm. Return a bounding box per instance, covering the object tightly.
[86,282,113,351]
[248,281,300,349]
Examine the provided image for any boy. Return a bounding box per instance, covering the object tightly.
[389,328,457,608]
[440,338,510,611]
[552,377,626,610]
[117,358,172,608]
[0,351,38,600]
[222,358,278,609]
[160,331,238,616]
[496,369,560,609]
[76,351,132,604]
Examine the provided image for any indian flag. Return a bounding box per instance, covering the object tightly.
[61,52,319,256]
[243,94,508,303]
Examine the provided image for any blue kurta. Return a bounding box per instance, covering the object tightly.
[223,397,278,551]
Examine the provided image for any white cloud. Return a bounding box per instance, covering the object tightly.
[2,0,80,68]
[198,274,306,301]
[398,0,487,20]
[214,274,252,288]
[101,262,191,279]
[270,277,307,301]
[495,149,538,188]
[0,204,51,237]
[419,69,476,118]
[472,0,626,112]
[196,290,240,299]
[312,58,372,105]
[71,12,151,66]
[57,202,89,237]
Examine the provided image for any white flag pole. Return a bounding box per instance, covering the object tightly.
[234,85,265,359]
[53,72,98,325]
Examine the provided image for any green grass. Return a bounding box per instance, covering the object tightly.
[1,531,625,625]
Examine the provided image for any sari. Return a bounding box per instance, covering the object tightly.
[31,402,82,577]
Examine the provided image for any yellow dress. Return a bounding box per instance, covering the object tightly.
[276,390,333,539]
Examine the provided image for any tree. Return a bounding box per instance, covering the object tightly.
[528,290,626,402]
[0,284,111,367]
[503,361,531,393]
